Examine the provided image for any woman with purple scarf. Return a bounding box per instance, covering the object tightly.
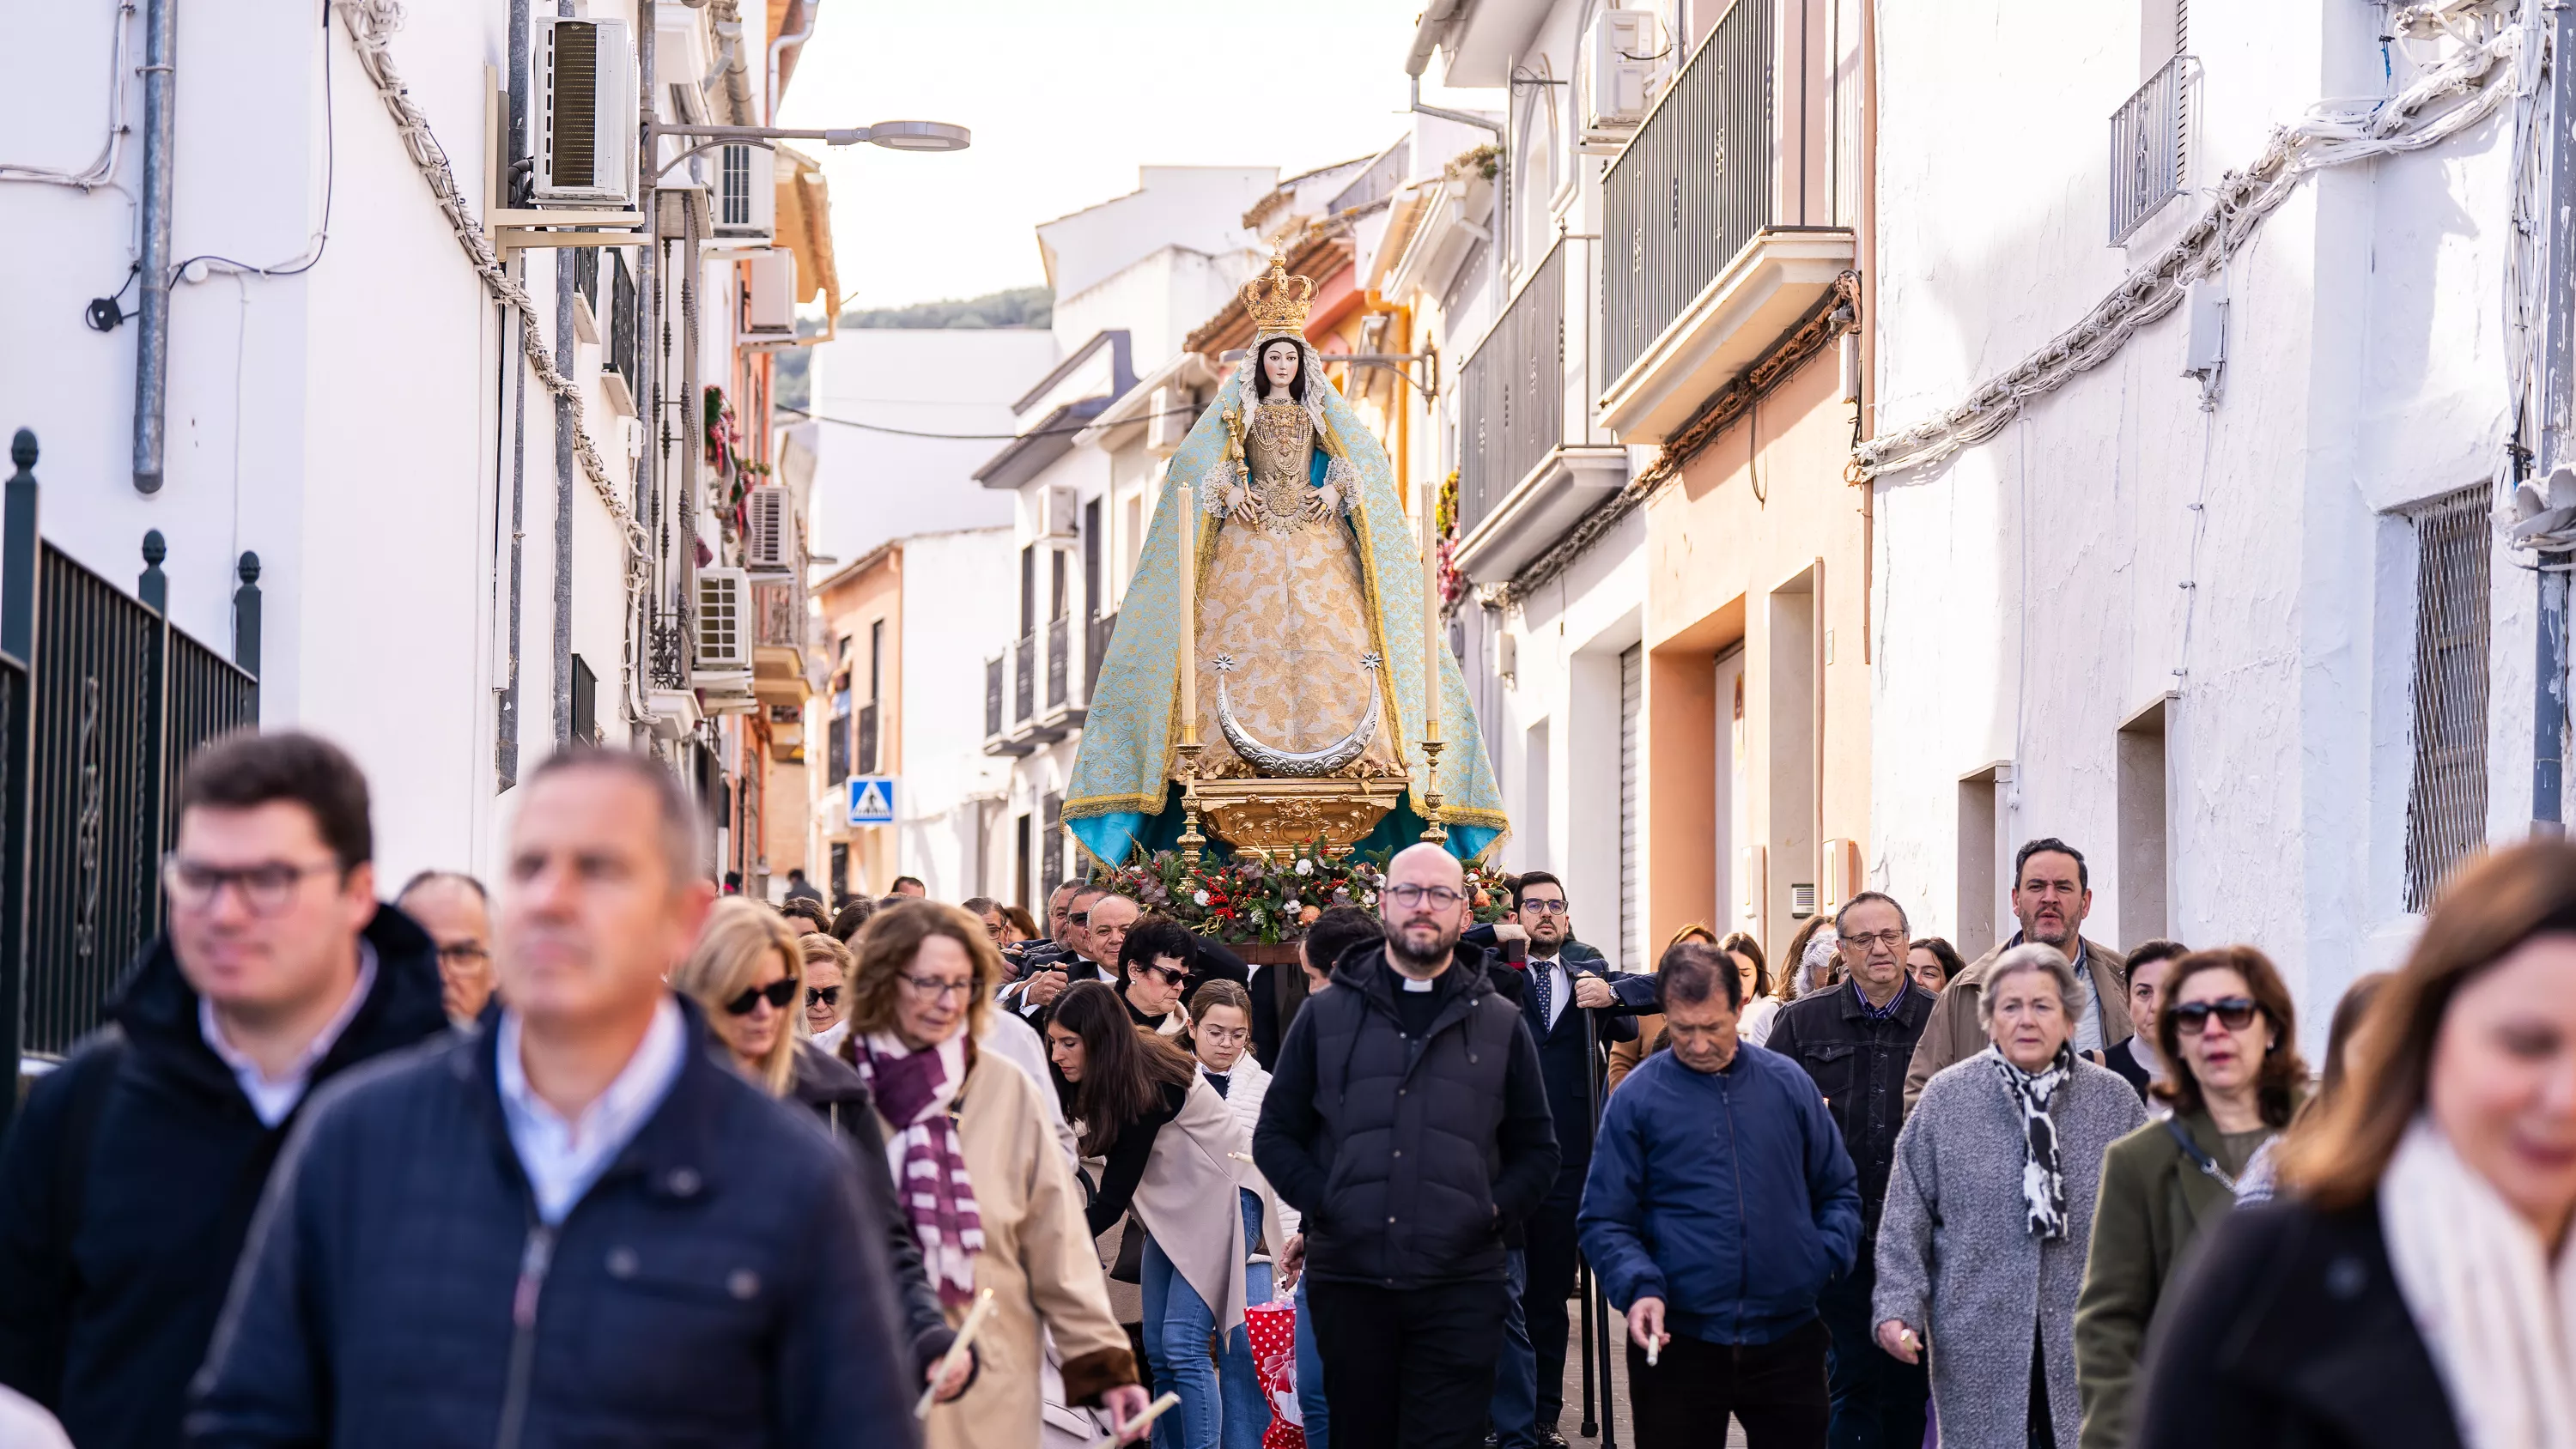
[842,901,1152,1449]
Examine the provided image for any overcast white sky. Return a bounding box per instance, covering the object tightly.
[776,0,1492,312]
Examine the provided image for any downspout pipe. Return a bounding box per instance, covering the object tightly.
[767,0,817,126]
[2536,0,2576,835]
[551,0,578,744]
[132,0,176,494]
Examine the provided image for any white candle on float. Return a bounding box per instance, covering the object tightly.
[1178,482,1197,742]
[1422,506,1442,744]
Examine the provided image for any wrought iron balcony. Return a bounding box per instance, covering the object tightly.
[855,700,880,776]
[1046,615,1069,710]
[2110,54,2186,244]
[985,655,1004,739]
[1597,0,1854,442]
[1013,633,1036,723]
[1453,237,1625,585]
[1088,610,1115,698]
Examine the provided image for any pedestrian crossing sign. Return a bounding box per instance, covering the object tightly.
[847,776,897,826]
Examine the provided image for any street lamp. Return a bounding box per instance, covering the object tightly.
[652,119,970,179]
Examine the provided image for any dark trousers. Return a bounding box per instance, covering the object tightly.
[1525,1185,1583,1430]
[1629,1317,1831,1449]
[1818,1260,1928,1449]
[1307,1277,1510,1449]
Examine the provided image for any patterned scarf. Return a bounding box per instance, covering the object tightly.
[851,1032,984,1308]
[1986,1042,2075,1239]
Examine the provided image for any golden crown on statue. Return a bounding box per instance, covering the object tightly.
[1241,253,1316,339]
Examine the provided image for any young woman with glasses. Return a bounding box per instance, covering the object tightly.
[2072,946,2304,1449]
[1048,979,1265,1449]
[844,904,1149,1448]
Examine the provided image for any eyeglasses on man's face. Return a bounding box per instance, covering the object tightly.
[436,941,490,967]
[1517,898,1569,915]
[1838,930,1906,952]
[1386,883,1467,909]
[163,855,345,916]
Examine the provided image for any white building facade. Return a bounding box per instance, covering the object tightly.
[1865,0,2552,1045]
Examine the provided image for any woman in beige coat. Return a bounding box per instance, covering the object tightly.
[841,902,1150,1449]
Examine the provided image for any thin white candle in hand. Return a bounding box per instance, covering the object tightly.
[914,1288,997,1419]
[1089,1391,1182,1448]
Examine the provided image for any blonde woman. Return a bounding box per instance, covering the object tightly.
[801,931,854,1055]
[672,898,967,1401]
[842,901,1150,1448]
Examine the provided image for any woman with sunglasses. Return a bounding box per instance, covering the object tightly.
[1118,917,1198,1040]
[671,900,966,1399]
[2071,946,2304,1449]
[802,931,854,1052]
[843,903,1149,1448]
[1049,979,1261,1449]
[2135,843,2576,1449]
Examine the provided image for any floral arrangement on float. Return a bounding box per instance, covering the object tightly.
[1097,843,1512,945]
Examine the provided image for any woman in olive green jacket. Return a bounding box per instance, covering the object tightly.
[2074,946,2307,1449]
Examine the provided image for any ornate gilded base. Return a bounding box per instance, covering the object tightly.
[1193,773,1408,861]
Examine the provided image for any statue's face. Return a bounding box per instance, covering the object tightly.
[1261,341,1299,391]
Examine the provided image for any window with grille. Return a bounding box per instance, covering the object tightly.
[2403,487,2492,912]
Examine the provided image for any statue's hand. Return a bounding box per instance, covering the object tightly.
[1303,484,1340,521]
[1230,487,1267,524]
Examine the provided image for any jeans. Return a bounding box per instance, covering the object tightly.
[1306,1277,1509,1449]
[1487,1248,1538,1449]
[1629,1317,1832,1449]
[1141,1234,1222,1449]
[1219,1191,1272,1449]
[1819,1262,1928,1449]
[1295,1275,1329,1449]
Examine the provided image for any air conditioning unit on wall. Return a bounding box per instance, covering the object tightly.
[1582,8,1667,146]
[743,486,795,572]
[696,568,751,671]
[532,16,636,206]
[714,142,775,239]
[744,250,797,336]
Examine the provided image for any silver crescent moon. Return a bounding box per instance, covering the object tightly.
[1213,667,1382,777]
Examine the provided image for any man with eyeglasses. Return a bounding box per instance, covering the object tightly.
[190,745,914,1446]
[1765,890,1936,1449]
[1468,872,1634,1449]
[0,731,448,1449]
[398,870,496,1028]
[1255,843,1558,1449]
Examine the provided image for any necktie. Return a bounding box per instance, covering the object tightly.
[1205,1070,1231,1099]
[1532,961,1552,1030]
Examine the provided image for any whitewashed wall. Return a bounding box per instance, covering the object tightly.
[1869,0,2527,1047]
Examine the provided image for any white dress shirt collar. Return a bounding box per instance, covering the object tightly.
[495,995,688,1225]
[201,942,378,1129]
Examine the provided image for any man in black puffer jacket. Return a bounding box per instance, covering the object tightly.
[1255,843,1558,1449]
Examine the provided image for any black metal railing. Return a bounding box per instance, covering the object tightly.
[985,655,1004,738]
[2110,53,2186,244]
[1046,615,1068,710]
[1088,610,1115,699]
[1013,633,1035,722]
[855,700,879,775]
[2,432,258,1087]
[1605,0,1837,384]
[828,699,851,781]
[1460,239,1569,536]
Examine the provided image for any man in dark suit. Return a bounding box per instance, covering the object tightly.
[1472,871,1637,1449]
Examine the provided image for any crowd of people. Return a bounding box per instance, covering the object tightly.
[0,733,2569,1449]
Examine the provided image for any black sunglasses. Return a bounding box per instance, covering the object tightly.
[1133,963,1187,986]
[725,979,799,1016]
[806,985,841,1008]
[2169,997,2260,1034]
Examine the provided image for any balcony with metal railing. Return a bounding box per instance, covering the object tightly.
[1452,235,1627,585]
[1014,633,1036,722]
[1595,0,1856,442]
[2110,55,2186,244]
[1033,611,1090,740]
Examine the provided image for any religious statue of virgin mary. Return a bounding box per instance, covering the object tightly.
[1065,255,1506,867]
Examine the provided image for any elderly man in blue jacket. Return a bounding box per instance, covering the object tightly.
[1577,941,1860,1449]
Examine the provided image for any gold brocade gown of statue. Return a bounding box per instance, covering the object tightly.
[1187,399,1401,779]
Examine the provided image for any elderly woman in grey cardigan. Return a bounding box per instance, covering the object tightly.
[1873,943,2146,1449]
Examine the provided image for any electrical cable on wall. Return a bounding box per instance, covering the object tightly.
[172,0,338,284]
[0,0,137,190]
[1857,0,2537,482]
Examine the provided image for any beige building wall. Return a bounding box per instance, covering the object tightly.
[1642,351,1872,967]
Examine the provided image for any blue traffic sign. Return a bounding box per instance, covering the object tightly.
[847,775,897,826]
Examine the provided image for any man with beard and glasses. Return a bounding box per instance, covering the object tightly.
[1903,838,2130,1115]
[1254,844,1558,1449]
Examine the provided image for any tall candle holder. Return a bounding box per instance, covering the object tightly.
[1176,739,1209,868]
[1419,735,1448,846]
